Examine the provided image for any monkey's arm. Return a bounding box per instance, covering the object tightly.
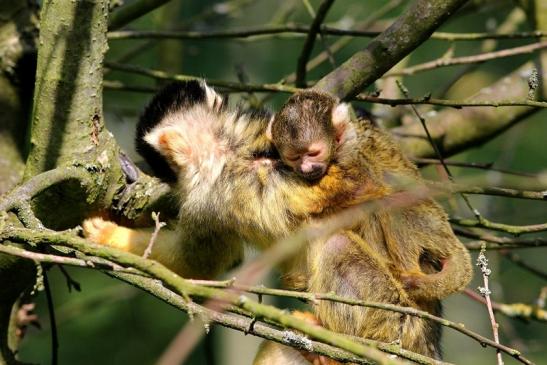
[82,217,243,279]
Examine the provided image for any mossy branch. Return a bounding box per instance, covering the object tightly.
[0,228,409,365]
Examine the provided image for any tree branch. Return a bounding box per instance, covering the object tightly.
[0,228,407,365]
[393,60,544,158]
[107,26,547,42]
[295,0,336,87]
[313,0,468,98]
[455,228,547,247]
[450,218,547,235]
[108,0,173,31]
[388,40,547,77]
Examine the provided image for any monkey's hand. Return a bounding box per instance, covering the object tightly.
[82,217,134,250]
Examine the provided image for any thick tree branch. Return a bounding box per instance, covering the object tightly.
[108,0,173,31]
[25,0,110,179]
[313,0,468,98]
[393,60,545,158]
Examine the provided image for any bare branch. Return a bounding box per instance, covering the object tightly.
[455,228,547,247]
[314,0,468,98]
[107,26,547,42]
[295,0,336,87]
[465,289,547,323]
[388,41,547,77]
[143,212,166,259]
[108,0,173,31]
[476,245,504,365]
[451,218,547,235]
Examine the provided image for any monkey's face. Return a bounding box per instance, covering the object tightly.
[280,140,332,181]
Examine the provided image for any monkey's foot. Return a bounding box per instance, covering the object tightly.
[82,217,123,247]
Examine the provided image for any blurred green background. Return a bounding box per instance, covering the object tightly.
[18,0,546,364]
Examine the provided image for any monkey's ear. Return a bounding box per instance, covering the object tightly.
[144,126,190,173]
[332,103,350,127]
[266,115,274,141]
[332,103,350,144]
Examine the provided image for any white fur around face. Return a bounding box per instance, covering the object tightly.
[144,104,230,190]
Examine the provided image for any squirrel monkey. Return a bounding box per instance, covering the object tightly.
[83,81,471,361]
[266,91,351,181]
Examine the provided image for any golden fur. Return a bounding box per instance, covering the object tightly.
[83,83,472,362]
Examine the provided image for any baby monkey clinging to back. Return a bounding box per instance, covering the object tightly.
[267,90,351,181]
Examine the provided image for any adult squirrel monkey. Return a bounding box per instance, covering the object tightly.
[83,81,471,361]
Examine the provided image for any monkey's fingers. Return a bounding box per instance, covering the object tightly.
[82,217,131,250]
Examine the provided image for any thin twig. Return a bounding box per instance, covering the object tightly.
[295,0,336,87]
[104,61,299,94]
[104,78,547,109]
[464,288,547,322]
[396,81,481,221]
[442,183,546,201]
[0,243,148,275]
[455,228,547,247]
[357,94,547,108]
[57,266,81,292]
[111,272,420,365]
[414,158,538,177]
[43,268,59,365]
[107,26,547,42]
[476,245,504,365]
[500,251,547,280]
[388,40,547,77]
[187,279,534,364]
[143,212,166,259]
[450,218,547,235]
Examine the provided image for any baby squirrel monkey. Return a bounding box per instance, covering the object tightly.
[83,81,471,362]
[267,91,350,181]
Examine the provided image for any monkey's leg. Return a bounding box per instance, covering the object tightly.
[308,231,440,358]
[82,217,242,278]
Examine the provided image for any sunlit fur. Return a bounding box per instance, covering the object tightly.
[83,81,472,361]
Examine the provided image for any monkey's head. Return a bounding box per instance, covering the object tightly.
[267,90,350,181]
